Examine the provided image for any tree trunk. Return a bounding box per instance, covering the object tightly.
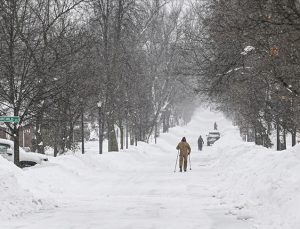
[57,93,64,154]
[100,111,105,154]
[246,127,249,142]
[120,120,124,150]
[162,113,167,133]
[13,125,20,167]
[292,128,297,146]
[135,127,138,146]
[54,127,58,157]
[163,110,170,133]
[254,128,258,145]
[154,122,157,144]
[276,120,280,151]
[139,124,142,141]
[35,112,45,154]
[130,128,134,145]
[108,119,118,152]
[36,126,45,154]
[126,122,129,149]
[60,96,68,154]
[282,128,286,150]
[66,121,74,150]
[81,111,85,154]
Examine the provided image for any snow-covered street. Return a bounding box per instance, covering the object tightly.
[2,149,251,229]
[1,108,300,229]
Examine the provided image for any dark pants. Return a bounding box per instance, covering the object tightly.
[198,144,203,151]
[179,154,188,171]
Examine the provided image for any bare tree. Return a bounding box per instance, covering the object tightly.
[0,0,86,165]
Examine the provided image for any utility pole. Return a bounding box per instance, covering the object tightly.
[97,101,103,154]
[81,104,85,154]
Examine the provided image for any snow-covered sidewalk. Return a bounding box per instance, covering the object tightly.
[1,108,299,229]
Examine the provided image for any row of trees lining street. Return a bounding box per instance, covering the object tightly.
[1,0,299,166]
[185,0,300,150]
[0,0,196,166]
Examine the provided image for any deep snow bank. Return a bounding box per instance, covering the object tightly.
[0,142,154,221]
[0,157,54,220]
[211,130,300,229]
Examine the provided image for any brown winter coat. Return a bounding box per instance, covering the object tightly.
[176,141,191,156]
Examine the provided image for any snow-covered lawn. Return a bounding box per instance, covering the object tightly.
[1,108,299,229]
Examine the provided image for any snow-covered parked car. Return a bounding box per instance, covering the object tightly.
[0,138,48,168]
[207,131,220,146]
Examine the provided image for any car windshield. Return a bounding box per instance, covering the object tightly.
[0,143,10,154]
[209,132,220,136]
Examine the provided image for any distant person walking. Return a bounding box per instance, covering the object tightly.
[214,122,218,130]
[198,135,204,151]
[176,137,191,172]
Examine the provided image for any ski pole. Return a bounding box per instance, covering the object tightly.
[174,150,180,172]
[189,154,192,170]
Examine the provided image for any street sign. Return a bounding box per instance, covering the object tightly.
[0,116,20,123]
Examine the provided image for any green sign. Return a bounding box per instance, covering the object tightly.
[0,116,20,123]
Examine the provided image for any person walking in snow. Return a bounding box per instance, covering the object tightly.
[214,122,218,130]
[198,135,204,151]
[176,137,191,172]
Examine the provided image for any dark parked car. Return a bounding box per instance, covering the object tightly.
[0,138,48,168]
[207,131,220,146]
